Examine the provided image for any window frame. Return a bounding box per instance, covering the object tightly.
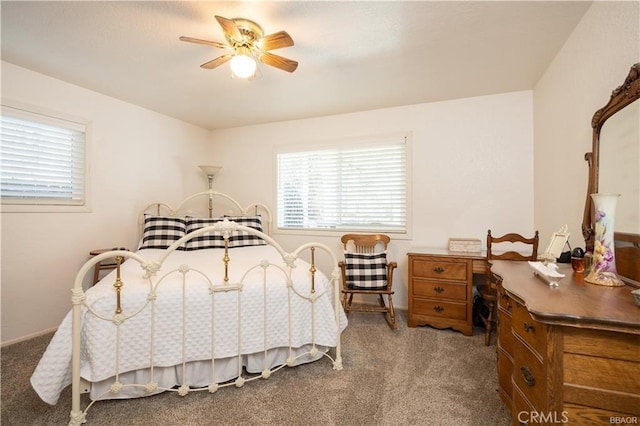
[273,133,412,239]
[0,100,91,213]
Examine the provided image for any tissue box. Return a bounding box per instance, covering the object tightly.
[448,238,482,253]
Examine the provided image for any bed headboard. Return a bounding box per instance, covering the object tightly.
[138,190,272,237]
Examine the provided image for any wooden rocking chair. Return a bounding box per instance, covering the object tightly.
[338,234,398,329]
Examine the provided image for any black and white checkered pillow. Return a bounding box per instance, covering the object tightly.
[344,252,388,289]
[139,215,186,250]
[183,216,266,250]
[184,217,225,250]
[224,216,266,248]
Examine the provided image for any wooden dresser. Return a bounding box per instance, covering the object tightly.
[492,260,640,425]
[407,250,486,336]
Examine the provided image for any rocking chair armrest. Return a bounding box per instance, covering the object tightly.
[338,261,347,289]
[386,261,398,290]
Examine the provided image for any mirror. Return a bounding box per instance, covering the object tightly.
[583,63,640,287]
[599,101,640,234]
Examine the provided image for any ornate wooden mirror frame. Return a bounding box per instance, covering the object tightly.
[582,62,640,287]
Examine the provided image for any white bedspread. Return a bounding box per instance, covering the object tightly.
[31,245,347,405]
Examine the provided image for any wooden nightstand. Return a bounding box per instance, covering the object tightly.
[407,249,487,336]
[89,248,128,285]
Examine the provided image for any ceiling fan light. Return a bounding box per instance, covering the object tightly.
[230,54,257,79]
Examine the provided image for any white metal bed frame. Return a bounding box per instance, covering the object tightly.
[68,191,343,425]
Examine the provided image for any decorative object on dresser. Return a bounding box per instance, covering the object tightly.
[448,238,482,253]
[584,193,625,286]
[492,260,639,423]
[30,190,346,425]
[539,224,570,263]
[477,229,538,346]
[583,62,640,288]
[407,249,486,336]
[338,234,398,329]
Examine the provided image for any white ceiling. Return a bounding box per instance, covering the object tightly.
[1,1,591,130]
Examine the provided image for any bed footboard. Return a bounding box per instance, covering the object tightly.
[67,220,344,425]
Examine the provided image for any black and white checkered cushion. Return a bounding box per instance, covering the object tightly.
[184,216,266,250]
[139,215,186,250]
[344,252,388,289]
[184,217,225,250]
[223,216,266,248]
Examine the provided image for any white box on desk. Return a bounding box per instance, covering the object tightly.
[448,238,482,253]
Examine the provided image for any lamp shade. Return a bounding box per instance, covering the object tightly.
[198,165,222,177]
[230,54,257,79]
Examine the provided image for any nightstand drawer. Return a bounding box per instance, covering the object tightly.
[513,301,545,356]
[412,299,466,320]
[412,279,467,301]
[410,258,467,281]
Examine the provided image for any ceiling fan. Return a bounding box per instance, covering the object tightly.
[180,15,298,78]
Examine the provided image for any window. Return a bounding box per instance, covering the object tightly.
[276,134,409,234]
[1,104,87,209]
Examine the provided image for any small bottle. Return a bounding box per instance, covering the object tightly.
[583,251,594,274]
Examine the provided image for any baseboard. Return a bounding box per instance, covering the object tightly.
[1,327,57,348]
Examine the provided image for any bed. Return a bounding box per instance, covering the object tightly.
[30,191,347,425]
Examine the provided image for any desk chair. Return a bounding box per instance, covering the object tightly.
[338,234,398,329]
[479,230,539,345]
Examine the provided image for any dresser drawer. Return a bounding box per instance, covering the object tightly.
[498,307,514,356]
[564,353,640,405]
[564,402,640,424]
[497,347,513,403]
[512,385,535,426]
[412,298,467,320]
[564,327,640,362]
[512,302,545,355]
[411,258,467,281]
[412,278,467,301]
[498,288,513,313]
[513,336,545,410]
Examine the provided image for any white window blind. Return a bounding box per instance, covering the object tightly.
[1,105,86,206]
[277,136,407,233]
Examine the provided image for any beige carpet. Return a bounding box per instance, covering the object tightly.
[1,311,510,425]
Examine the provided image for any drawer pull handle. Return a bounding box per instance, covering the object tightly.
[434,267,445,274]
[523,322,534,333]
[434,286,444,293]
[520,366,536,387]
[434,305,444,313]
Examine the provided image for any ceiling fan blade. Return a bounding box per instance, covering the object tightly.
[180,36,231,49]
[200,54,232,69]
[179,36,228,50]
[259,52,298,73]
[215,15,242,41]
[259,31,294,51]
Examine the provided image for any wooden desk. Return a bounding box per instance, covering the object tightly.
[492,260,640,424]
[407,249,487,335]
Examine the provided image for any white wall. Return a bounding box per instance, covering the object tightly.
[533,1,640,250]
[1,62,212,344]
[208,91,535,311]
[6,1,635,343]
